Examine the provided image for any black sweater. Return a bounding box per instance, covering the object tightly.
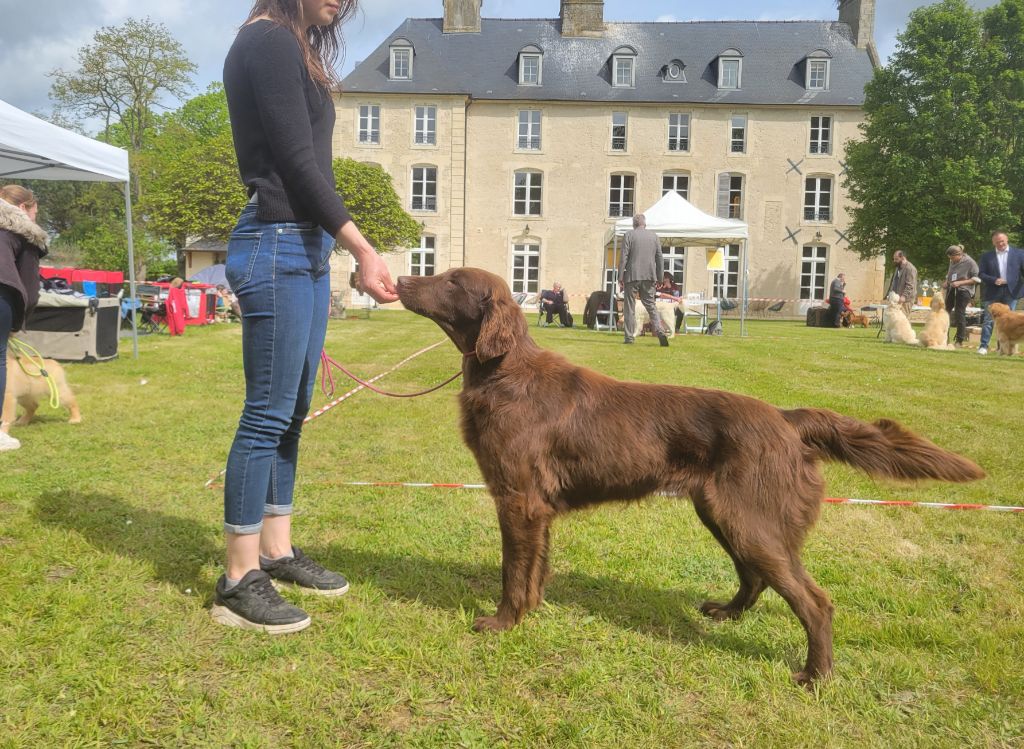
[223,20,351,236]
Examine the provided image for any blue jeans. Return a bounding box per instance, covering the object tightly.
[0,286,14,412]
[222,206,333,534]
[979,296,1018,349]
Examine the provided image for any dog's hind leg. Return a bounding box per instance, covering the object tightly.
[59,384,81,424]
[14,396,37,426]
[692,489,765,620]
[474,495,555,633]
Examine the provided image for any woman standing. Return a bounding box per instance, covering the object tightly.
[0,185,48,452]
[212,0,398,633]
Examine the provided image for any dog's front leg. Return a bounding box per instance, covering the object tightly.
[474,495,554,633]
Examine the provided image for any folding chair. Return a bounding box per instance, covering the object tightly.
[679,292,707,334]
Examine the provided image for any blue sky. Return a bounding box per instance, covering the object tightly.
[0,0,1000,127]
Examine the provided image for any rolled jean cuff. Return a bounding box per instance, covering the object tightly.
[224,520,263,535]
[263,503,294,517]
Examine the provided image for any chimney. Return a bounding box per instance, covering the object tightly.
[838,0,875,51]
[560,0,604,38]
[443,0,482,33]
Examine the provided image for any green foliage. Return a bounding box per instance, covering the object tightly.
[138,84,247,248]
[333,158,421,252]
[844,0,1022,279]
[49,17,196,152]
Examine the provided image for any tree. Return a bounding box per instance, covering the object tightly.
[332,159,422,252]
[139,85,247,249]
[843,0,1018,279]
[49,18,196,154]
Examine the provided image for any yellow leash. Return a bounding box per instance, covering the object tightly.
[7,337,60,409]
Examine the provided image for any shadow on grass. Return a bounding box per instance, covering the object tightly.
[31,491,775,662]
[34,490,220,591]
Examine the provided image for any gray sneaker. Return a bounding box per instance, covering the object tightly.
[210,570,311,634]
[260,546,350,597]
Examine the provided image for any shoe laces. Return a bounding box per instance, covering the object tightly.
[251,574,287,604]
[289,550,326,575]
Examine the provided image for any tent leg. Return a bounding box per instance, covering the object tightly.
[740,240,749,338]
[124,184,139,359]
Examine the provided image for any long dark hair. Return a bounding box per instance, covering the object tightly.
[245,0,358,89]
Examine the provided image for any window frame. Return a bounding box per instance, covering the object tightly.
[729,114,747,154]
[608,173,636,218]
[410,165,438,212]
[516,109,542,151]
[716,173,744,220]
[668,112,691,153]
[804,175,833,223]
[513,169,543,217]
[389,41,413,80]
[409,234,436,277]
[809,115,832,155]
[663,246,687,290]
[519,52,542,86]
[613,55,636,88]
[713,244,740,300]
[511,242,540,294]
[718,55,742,89]
[807,59,829,90]
[800,244,829,300]
[357,104,381,146]
[413,104,436,147]
[661,171,690,200]
[611,111,628,152]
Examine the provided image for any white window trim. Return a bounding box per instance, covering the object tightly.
[409,235,436,276]
[410,165,438,213]
[516,109,542,151]
[809,114,833,156]
[613,54,636,88]
[510,242,541,295]
[610,111,628,153]
[608,172,636,218]
[519,53,542,86]
[667,112,691,153]
[356,104,381,147]
[412,104,437,148]
[729,114,747,155]
[512,170,543,217]
[805,58,830,91]
[803,175,834,223]
[718,57,742,89]
[661,171,690,200]
[800,244,829,300]
[389,45,413,80]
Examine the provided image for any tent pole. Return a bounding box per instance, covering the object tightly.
[609,234,619,332]
[740,239,749,338]
[123,183,139,359]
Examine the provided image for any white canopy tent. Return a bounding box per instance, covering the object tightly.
[0,98,140,357]
[606,191,752,335]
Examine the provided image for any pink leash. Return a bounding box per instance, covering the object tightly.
[318,347,473,399]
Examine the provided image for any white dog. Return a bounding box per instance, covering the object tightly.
[918,295,953,350]
[883,292,918,345]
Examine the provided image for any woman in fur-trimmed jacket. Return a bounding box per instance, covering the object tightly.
[0,185,48,451]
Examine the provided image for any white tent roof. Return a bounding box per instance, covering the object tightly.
[0,99,128,183]
[612,190,748,245]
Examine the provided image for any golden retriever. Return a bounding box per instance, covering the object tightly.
[988,303,1024,355]
[397,268,983,687]
[918,295,953,350]
[2,354,81,431]
[883,291,918,345]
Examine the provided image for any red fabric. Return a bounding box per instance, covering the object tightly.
[166,286,188,336]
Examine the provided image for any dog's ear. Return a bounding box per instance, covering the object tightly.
[475,290,522,362]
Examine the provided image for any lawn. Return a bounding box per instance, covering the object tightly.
[1,313,1021,747]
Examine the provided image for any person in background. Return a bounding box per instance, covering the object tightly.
[0,185,48,452]
[975,230,1024,356]
[620,214,669,347]
[165,277,188,336]
[213,0,398,634]
[886,251,918,315]
[827,272,846,328]
[540,281,572,327]
[942,244,979,349]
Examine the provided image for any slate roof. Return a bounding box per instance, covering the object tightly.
[341,18,874,107]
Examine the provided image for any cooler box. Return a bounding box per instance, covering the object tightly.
[19,293,120,362]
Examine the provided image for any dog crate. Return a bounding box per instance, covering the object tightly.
[19,293,120,362]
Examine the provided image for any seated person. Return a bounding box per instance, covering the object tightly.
[655,272,688,333]
[215,284,241,321]
[540,282,572,327]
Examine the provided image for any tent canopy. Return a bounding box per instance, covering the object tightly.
[0,98,128,182]
[611,191,748,245]
[189,263,229,289]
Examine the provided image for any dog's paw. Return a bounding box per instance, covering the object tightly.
[472,615,513,633]
[699,600,743,622]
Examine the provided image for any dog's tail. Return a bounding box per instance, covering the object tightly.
[781,408,985,483]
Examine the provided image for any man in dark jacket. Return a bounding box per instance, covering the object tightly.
[828,272,846,328]
[976,230,1024,355]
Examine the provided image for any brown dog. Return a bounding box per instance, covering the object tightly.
[847,311,869,328]
[2,354,81,431]
[397,268,984,686]
[987,303,1024,355]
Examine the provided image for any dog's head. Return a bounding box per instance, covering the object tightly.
[397,268,528,363]
[930,295,945,312]
[885,291,901,305]
[988,302,1011,319]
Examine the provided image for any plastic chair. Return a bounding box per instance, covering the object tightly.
[767,300,786,315]
[680,292,707,334]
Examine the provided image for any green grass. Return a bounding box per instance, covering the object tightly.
[1,315,1022,747]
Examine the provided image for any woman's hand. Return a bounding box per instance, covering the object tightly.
[336,221,399,303]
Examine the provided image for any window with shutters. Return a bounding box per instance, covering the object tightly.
[716,173,744,219]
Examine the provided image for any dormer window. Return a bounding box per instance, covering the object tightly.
[612,46,637,88]
[389,38,413,80]
[663,59,686,83]
[805,50,832,90]
[519,45,543,86]
[717,49,743,90]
